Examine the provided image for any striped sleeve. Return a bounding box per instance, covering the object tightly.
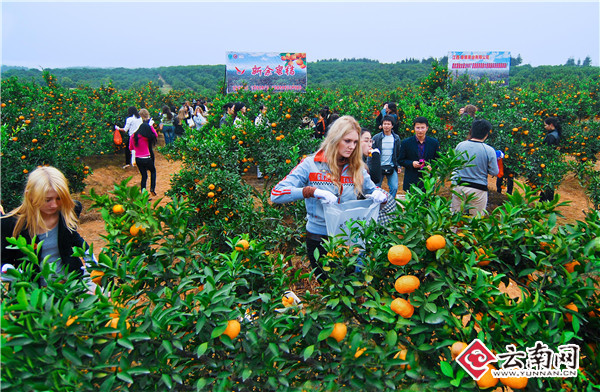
[271,159,311,204]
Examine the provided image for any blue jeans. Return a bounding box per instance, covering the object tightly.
[162,125,175,145]
[377,169,398,199]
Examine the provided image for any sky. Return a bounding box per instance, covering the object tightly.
[2,0,599,69]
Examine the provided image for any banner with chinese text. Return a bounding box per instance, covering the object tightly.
[226,52,307,94]
[448,51,510,85]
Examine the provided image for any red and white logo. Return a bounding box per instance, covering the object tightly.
[455,339,498,380]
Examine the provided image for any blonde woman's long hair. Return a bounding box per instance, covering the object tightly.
[318,115,365,196]
[178,108,187,122]
[4,166,78,238]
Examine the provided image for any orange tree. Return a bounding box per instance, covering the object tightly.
[2,153,600,391]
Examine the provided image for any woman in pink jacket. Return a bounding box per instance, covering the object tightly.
[129,109,158,197]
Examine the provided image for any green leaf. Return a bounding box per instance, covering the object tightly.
[161,374,173,389]
[62,346,82,366]
[424,302,438,313]
[425,313,445,324]
[117,371,134,384]
[326,298,339,308]
[196,342,208,357]
[303,345,315,361]
[341,296,351,308]
[318,328,332,342]
[385,330,397,347]
[242,369,252,381]
[268,342,279,356]
[16,287,29,307]
[117,338,134,350]
[572,316,580,334]
[440,361,453,378]
[302,318,313,337]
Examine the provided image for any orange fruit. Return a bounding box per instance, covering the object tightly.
[394,349,415,369]
[207,192,215,198]
[271,122,277,128]
[426,235,446,251]
[476,248,490,266]
[112,204,125,214]
[208,184,215,190]
[476,364,499,388]
[129,224,144,236]
[223,319,241,339]
[565,303,578,323]
[105,317,130,338]
[394,275,420,294]
[391,298,414,318]
[210,163,217,168]
[329,322,347,342]
[90,270,104,286]
[354,347,367,358]
[499,369,528,389]
[285,113,291,119]
[564,261,580,273]
[451,341,468,359]
[388,245,411,266]
[66,315,78,327]
[282,295,294,307]
[235,239,249,251]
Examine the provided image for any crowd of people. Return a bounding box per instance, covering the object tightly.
[1,98,562,287]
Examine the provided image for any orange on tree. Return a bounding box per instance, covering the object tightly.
[105,317,131,338]
[394,275,420,294]
[208,184,215,190]
[499,370,528,390]
[66,315,78,327]
[388,245,411,266]
[207,191,215,198]
[329,322,347,342]
[564,261,580,273]
[354,347,367,358]
[223,319,241,339]
[90,270,104,286]
[393,349,414,370]
[475,248,490,266]
[112,204,125,214]
[129,224,145,236]
[391,298,414,318]
[235,239,249,251]
[426,234,446,251]
[565,303,578,323]
[476,364,499,389]
[451,341,468,359]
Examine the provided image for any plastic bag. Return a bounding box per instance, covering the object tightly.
[322,199,380,247]
[113,129,122,145]
[131,149,136,166]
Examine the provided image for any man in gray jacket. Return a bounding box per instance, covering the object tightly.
[451,119,499,216]
[371,115,401,198]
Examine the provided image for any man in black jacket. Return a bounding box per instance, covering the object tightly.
[398,116,440,192]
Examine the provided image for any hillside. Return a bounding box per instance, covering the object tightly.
[2,59,598,95]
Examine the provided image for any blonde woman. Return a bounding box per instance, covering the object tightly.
[1,166,92,282]
[271,115,386,279]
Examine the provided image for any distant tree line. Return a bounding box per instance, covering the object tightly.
[1,55,596,94]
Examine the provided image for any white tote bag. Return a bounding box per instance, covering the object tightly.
[322,199,379,247]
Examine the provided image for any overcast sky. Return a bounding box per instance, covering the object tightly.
[2,1,599,69]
